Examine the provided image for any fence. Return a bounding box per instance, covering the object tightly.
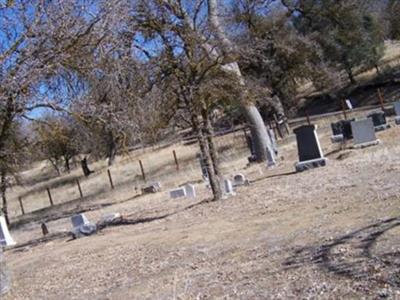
[7,98,398,221]
[7,128,252,220]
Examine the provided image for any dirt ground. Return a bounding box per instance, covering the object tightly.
[2,122,400,299]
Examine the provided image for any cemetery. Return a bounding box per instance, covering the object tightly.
[2,1,400,299]
[0,107,400,299]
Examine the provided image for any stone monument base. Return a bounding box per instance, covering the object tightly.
[352,139,381,149]
[374,124,391,132]
[331,134,344,143]
[295,157,327,172]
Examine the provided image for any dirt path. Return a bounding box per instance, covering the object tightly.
[3,124,400,299]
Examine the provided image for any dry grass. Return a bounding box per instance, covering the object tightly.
[2,115,400,299]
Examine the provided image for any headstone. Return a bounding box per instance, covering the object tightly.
[233,173,248,187]
[341,119,354,140]
[394,101,400,116]
[293,125,327,172]
[330,119,354,143]
[142,182,161,194]
[223,179,236,196]
[196,153,209,179]
[0,216,15,247]
[351,118,380,148]
[184,184,196,198]
[100,213,121,224]
[169,187,187,199]
[71,213,90,229]
[70,214,97,238]
[345,99,353,110]
[367,111,390,131]
[394,102,400,125]
[268,129,278,156]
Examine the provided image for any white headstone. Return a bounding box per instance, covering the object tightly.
[169,187,187,199]
[351,119,378,146]
[223,179,236,196]
[71,213,90,229]
[345,99,353,110]
[394,101,400,116]
[184,184,196,198]
[0,216,16,247]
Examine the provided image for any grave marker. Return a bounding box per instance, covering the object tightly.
[142,182,162,194]
[169,187,187,199]
[233,173,248,187]
[0,216,15,247]
[394,102,400,125]
[293,125,327,172]
[367,111,390,131]
[223,179,236,196]
[71,213,90,229]
[70,214,97,238]
[184,184,196,198]
[330,119,354,143]
[351,118,380,148]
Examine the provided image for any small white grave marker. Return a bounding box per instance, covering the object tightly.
[0,216,16,247]
[184,184,196,198]
[345,99,353,110]
[169,187,187,199]
[223,179,236,196]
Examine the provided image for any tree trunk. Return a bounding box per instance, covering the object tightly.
[202,108,221,177]
[64,156,71,173]
[270,94,290,137]
[106,130,117,166]
[207,0,275,164]
[0,169,10,226]
[192,114,222,201]
[345,65,356,85]
[81,157,93,177]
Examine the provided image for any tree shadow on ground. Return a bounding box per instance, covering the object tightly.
[283,217,400,288]
[8,198,212,251]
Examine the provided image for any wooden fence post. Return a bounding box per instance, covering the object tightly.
[18,197,25,215]
[139,160,146,181]
[173,150,180,171]
[107,169,114,189]
[76,179,83,198]
[377,88,385,111]
[46,187,54,206]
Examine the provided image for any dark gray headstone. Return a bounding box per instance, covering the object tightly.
[330,119,354,140]
[351,119,377,146]
[142,182,161,194]
[367,112,386,127]
[293,125,323,162]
